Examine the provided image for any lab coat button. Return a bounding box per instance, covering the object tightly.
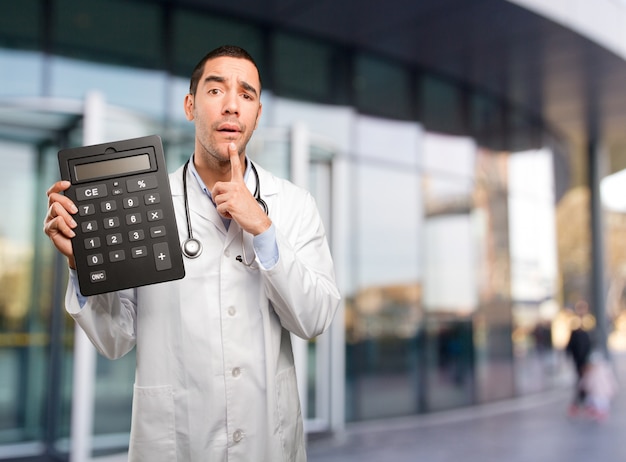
[224,249,230,257]
[228,306,236,316]
[232,367,241,377]
[233,429,244,443]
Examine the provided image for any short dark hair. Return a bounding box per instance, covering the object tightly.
[189,45,262,95]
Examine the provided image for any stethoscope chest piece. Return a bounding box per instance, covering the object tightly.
[182,237,202,259]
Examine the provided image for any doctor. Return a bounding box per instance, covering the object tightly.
[43,45,341,461]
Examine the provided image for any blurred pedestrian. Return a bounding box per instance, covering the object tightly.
[565,301,593,416]
[579,351,618,421]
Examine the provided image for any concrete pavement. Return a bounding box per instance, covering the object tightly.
[307,354,626,462]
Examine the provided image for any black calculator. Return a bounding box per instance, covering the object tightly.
[58,135,185,296]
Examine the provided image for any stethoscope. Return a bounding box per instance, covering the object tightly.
[181,158,268,263]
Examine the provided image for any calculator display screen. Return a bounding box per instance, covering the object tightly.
[74,153,151,181]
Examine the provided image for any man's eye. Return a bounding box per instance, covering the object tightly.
[208,89,221,95]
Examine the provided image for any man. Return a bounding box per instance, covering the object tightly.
[565,300,593,416]
[44,45,341,461]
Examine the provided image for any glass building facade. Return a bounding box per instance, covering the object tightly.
[0,0,611,460]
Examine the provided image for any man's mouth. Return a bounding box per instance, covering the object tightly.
[217,123,241,134]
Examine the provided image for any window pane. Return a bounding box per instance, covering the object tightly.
[346,162,422,421]
[273,33,333,101]
[172,11,263,79]
[419,75,464,135]
[354,54,412,120]
[0,141,44,444]
[53,0,163,68]
[0,0,41,50]
[50,56,167,117]
[0,49,43,98]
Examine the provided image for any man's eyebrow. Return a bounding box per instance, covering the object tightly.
[202,75,259,97]
[203,75,225,85]
[240,80,259,97]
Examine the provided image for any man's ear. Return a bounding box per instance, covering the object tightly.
[184,93,195,121]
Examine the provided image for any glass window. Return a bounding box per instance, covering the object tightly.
[419,75,464,135]
[53,0,163,68]
[346,161,422,421]
[469,92,505,150]
[473,147,515,403]
[0,140,59,449]
[421,135,477,411]
[49,56,167,117]
[0,0,41,50]
[0,49,44,97]
[171,11,264,79]
[272,33,333,102]
[354,53,413,120]
[354,115,422,166]
[508,149,560,393]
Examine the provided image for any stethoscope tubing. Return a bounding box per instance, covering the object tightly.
[181,158,267,259]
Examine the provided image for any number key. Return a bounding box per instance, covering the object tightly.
[103,216,120,229]
[106,233,123,246]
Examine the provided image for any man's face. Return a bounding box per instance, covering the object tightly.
[185,56,262,166]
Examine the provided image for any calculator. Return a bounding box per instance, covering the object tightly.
[58,135,185,296]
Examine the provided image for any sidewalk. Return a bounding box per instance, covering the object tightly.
[307,354,626,462]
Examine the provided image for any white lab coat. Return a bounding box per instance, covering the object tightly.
[65,161,341,462]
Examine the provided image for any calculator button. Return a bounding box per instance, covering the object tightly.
[132,246,148,258]
[126,213,142,225]
[106,233,123,246]
[150,226,166,238]
[153,242,172,271]
[109,250,126,262]
[127,175,158,193]
[81,220,98,233]
[123,197,140,208]
[129,229,145,242]
[84,237,101,249]
[76,184,108,201]
[100,200,117,213]
[103,216,121,229]
[90,270,107,283]
[147,209,163,222]
[79,204,95,216]
[87,253,103,266]
[112,188,123,196]
[144,192,160,205]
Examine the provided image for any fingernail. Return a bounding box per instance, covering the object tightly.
[229,142,236,150]
[70,205,78,213]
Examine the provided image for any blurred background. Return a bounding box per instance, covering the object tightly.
[3,0,626,460]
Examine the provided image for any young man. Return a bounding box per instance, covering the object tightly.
[44,45,340,462]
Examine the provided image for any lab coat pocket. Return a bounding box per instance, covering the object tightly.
[128,384,177,462]
[276,366,305,462]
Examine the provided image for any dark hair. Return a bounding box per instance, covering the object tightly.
[189,45,262,95]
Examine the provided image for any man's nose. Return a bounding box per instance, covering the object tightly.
[222,92,239,114]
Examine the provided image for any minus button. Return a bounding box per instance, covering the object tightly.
[150,226,167,238]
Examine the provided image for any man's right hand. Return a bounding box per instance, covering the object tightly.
[44,180,78,269]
